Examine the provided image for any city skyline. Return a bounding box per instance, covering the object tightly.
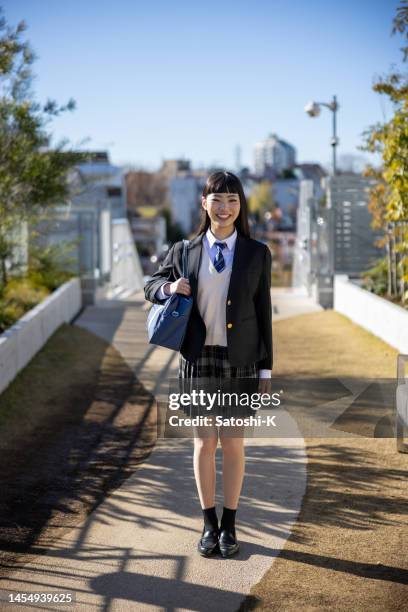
[2,0,403,172]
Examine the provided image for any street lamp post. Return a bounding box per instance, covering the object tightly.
[304,95,339,176]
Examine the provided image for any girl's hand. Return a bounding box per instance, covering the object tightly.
[167,277,191,297]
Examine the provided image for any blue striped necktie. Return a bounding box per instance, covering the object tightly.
[213,242,227,273]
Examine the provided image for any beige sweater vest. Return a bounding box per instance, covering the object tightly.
[197,245,232,346]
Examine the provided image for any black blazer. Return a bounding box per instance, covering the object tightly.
[144,231,273,369]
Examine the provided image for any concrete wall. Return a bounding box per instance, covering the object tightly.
[0,278,82,395]
[109,219,144,298]
[334,275,408,353]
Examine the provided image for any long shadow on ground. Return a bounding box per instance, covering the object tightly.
[0,323,156,575]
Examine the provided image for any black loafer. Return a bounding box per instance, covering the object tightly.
[198,528,219,557]
[219,528,240,557]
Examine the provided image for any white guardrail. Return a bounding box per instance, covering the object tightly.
[334,275,408,353]
[0,277,82,395]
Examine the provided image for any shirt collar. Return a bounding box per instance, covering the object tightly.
[205,227,237,251]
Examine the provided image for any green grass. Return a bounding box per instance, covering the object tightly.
[0,323,107,432]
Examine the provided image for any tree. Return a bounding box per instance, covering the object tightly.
[161,207,185,243]
[125,169,168,214]
[0,9,83,284]
[248,180,275,221]
[359,1,408,304]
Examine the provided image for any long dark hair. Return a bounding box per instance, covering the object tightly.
[197,171,250,237]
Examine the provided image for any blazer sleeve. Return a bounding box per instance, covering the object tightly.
[254,245,273,370]
[144,243,179,305]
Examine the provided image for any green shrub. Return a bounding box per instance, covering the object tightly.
[4,277,49,305]
[28,243,75,291]
[361,258,389,296]
[0,303,25,330]
[0,241,77,332]
[0,277,50,332]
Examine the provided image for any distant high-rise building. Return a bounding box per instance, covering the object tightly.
[254,133,296,176]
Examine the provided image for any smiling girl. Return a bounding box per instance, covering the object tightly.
[144,170,273,558]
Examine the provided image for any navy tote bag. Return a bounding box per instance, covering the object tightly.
[146,240,193,351]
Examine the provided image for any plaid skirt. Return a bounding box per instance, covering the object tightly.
[177,345,259,419]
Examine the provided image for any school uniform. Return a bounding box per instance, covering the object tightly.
[144,228,273,393]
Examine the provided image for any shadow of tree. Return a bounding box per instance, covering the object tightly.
[286,442,408,537]
[0,320,159,573]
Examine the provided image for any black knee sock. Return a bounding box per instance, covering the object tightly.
[220,506,237,531]
[202,506,218,531]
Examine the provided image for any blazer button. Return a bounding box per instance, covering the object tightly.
[227,300,231,305]
[227,323,233,329]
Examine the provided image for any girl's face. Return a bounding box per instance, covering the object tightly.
[201,192,240,232]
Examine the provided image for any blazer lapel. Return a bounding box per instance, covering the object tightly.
[227,233,250,301]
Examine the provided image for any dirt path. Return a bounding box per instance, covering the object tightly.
[241,310,408,611]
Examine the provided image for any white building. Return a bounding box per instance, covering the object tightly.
[71,151,127,219]
[254,133,296,176]
[34,151,143,303]
[169,175,198,234]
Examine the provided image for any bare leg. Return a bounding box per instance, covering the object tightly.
[219,426,245,509]
[193,421,218,508]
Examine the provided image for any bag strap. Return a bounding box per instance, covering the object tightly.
[182,239,189,278]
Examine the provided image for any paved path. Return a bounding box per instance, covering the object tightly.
[271,286,323,321]
[1,288,311,611]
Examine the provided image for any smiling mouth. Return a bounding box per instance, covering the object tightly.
[216,213,232,220]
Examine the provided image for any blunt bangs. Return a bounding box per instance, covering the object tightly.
[203,171,242,197]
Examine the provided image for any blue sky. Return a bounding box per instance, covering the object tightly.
[2,0,404,172]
